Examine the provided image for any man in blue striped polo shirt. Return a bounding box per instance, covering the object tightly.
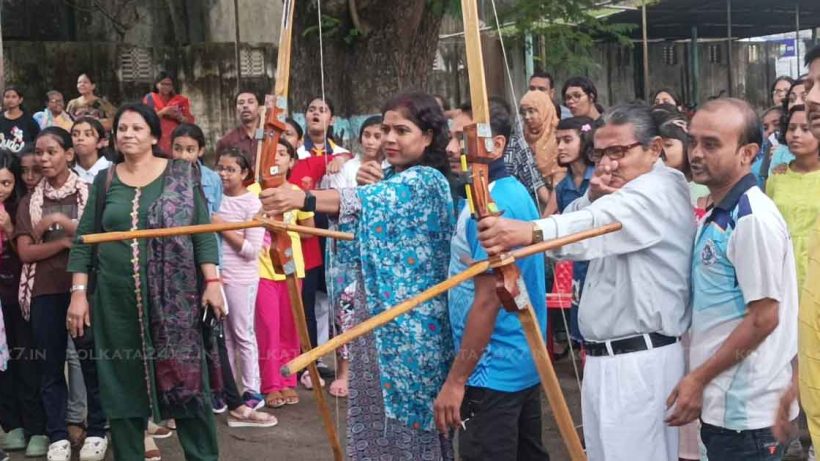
[665,98,799,461]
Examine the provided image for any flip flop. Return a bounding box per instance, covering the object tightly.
[265,391,286,408]
[328,378,349,398]
[281,388,300,405]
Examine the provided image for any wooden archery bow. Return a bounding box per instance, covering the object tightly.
[459,2,585,459]
[257,1,343,459]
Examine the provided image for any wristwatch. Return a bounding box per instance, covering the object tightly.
[531,223,544,244]
[302,190,317,212]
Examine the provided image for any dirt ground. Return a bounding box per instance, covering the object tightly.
[5,358,584,461]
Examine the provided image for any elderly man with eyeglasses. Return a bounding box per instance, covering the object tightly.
[477,102,695,461]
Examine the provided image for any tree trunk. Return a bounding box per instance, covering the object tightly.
[290,0,444,116]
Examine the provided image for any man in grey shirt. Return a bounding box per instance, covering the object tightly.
[478,103,695,461]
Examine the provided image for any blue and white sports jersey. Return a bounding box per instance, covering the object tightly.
[691,174,798,431]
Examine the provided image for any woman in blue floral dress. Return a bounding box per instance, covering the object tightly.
[261,92,456,459]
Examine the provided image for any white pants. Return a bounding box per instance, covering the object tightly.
[582,340,684,461]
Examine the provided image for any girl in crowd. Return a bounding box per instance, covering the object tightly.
[772,75,794,107]
[66,74,115,131]
[19,148,42,192]
[652,88,683,112]
[651,105,710,216]
[770,78,808,172]
[255,138,313,409]
[552,116,597,349]
[212,148,275,426]
[144,72,195,155]
[562,76,602,120]
[321,115,384,399]
[71,117,114,184]
[767,104,820,292]
[67,103,223,461]
[0,150,48,458]
[0,87,41,154]
[15,127,107,461]
[261,92,456,459]
[170,124,222,214]
[520,90,561,201]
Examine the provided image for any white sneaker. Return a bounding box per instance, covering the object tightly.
[79,436,108,461]
[46,440,71,461]
[809,445,817,461]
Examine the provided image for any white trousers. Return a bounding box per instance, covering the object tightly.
[582,340,684,461]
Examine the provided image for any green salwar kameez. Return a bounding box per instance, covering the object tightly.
[68,168,219,461]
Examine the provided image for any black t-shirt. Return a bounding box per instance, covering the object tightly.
[0,112,40,153]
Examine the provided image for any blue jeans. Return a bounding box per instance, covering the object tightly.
[701,421,784,461]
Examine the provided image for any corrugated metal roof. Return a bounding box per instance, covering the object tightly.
[605,0,820,40]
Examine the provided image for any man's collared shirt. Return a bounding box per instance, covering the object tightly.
[216,126,257,166]
[534,160,696,341]
[503,130,546,208]
[691,173,798,431]
[73,156,112,184]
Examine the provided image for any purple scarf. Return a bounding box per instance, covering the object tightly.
[146,160,222,414]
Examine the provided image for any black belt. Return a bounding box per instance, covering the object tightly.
[584,333,678,357]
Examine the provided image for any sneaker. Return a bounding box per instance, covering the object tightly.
[316,359,334,379]
[809,445,816,461]
[46,440,71,461]
[242,391,265,411]
[0,448,8,461]
[2,428,26,451]
[79,436,108,461]
[25,435,49,457]
[211,395,227,414]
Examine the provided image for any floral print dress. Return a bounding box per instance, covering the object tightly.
[337,165,455,460]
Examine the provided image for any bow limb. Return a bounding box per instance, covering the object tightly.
[258,1,343,459]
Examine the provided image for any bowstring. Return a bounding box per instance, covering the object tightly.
[488,0,584,406]
[314,0,343,431]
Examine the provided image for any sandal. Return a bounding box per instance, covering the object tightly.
[300,371,325,390]
[228,407,278,428]
[281,388,300,405]
[328,378,349,398]
[265,391,286,408]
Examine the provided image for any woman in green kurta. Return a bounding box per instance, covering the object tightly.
[67,103,225,461]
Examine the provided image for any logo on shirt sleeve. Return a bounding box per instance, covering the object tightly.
[700,239,718,266]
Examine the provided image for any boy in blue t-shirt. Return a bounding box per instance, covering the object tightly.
[434,101,548,460]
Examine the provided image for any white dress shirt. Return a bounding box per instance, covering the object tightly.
[535,160,696,341]
[73,156,112,184]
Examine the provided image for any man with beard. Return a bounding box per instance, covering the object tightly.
[775,43,820,456]
[666,97,798,461]
[216,91,261,165]
[476,102,695,460]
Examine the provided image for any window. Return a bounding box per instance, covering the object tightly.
[748,44,760,63]
[240,48,266,77]
[708,44,722,64]
[663,45,678,66]
[119,48,153,82]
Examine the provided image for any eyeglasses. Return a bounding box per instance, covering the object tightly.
[564,92,586,102]
[216,166,240,174]
[772,88,788,96]
[591,141,642,163]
